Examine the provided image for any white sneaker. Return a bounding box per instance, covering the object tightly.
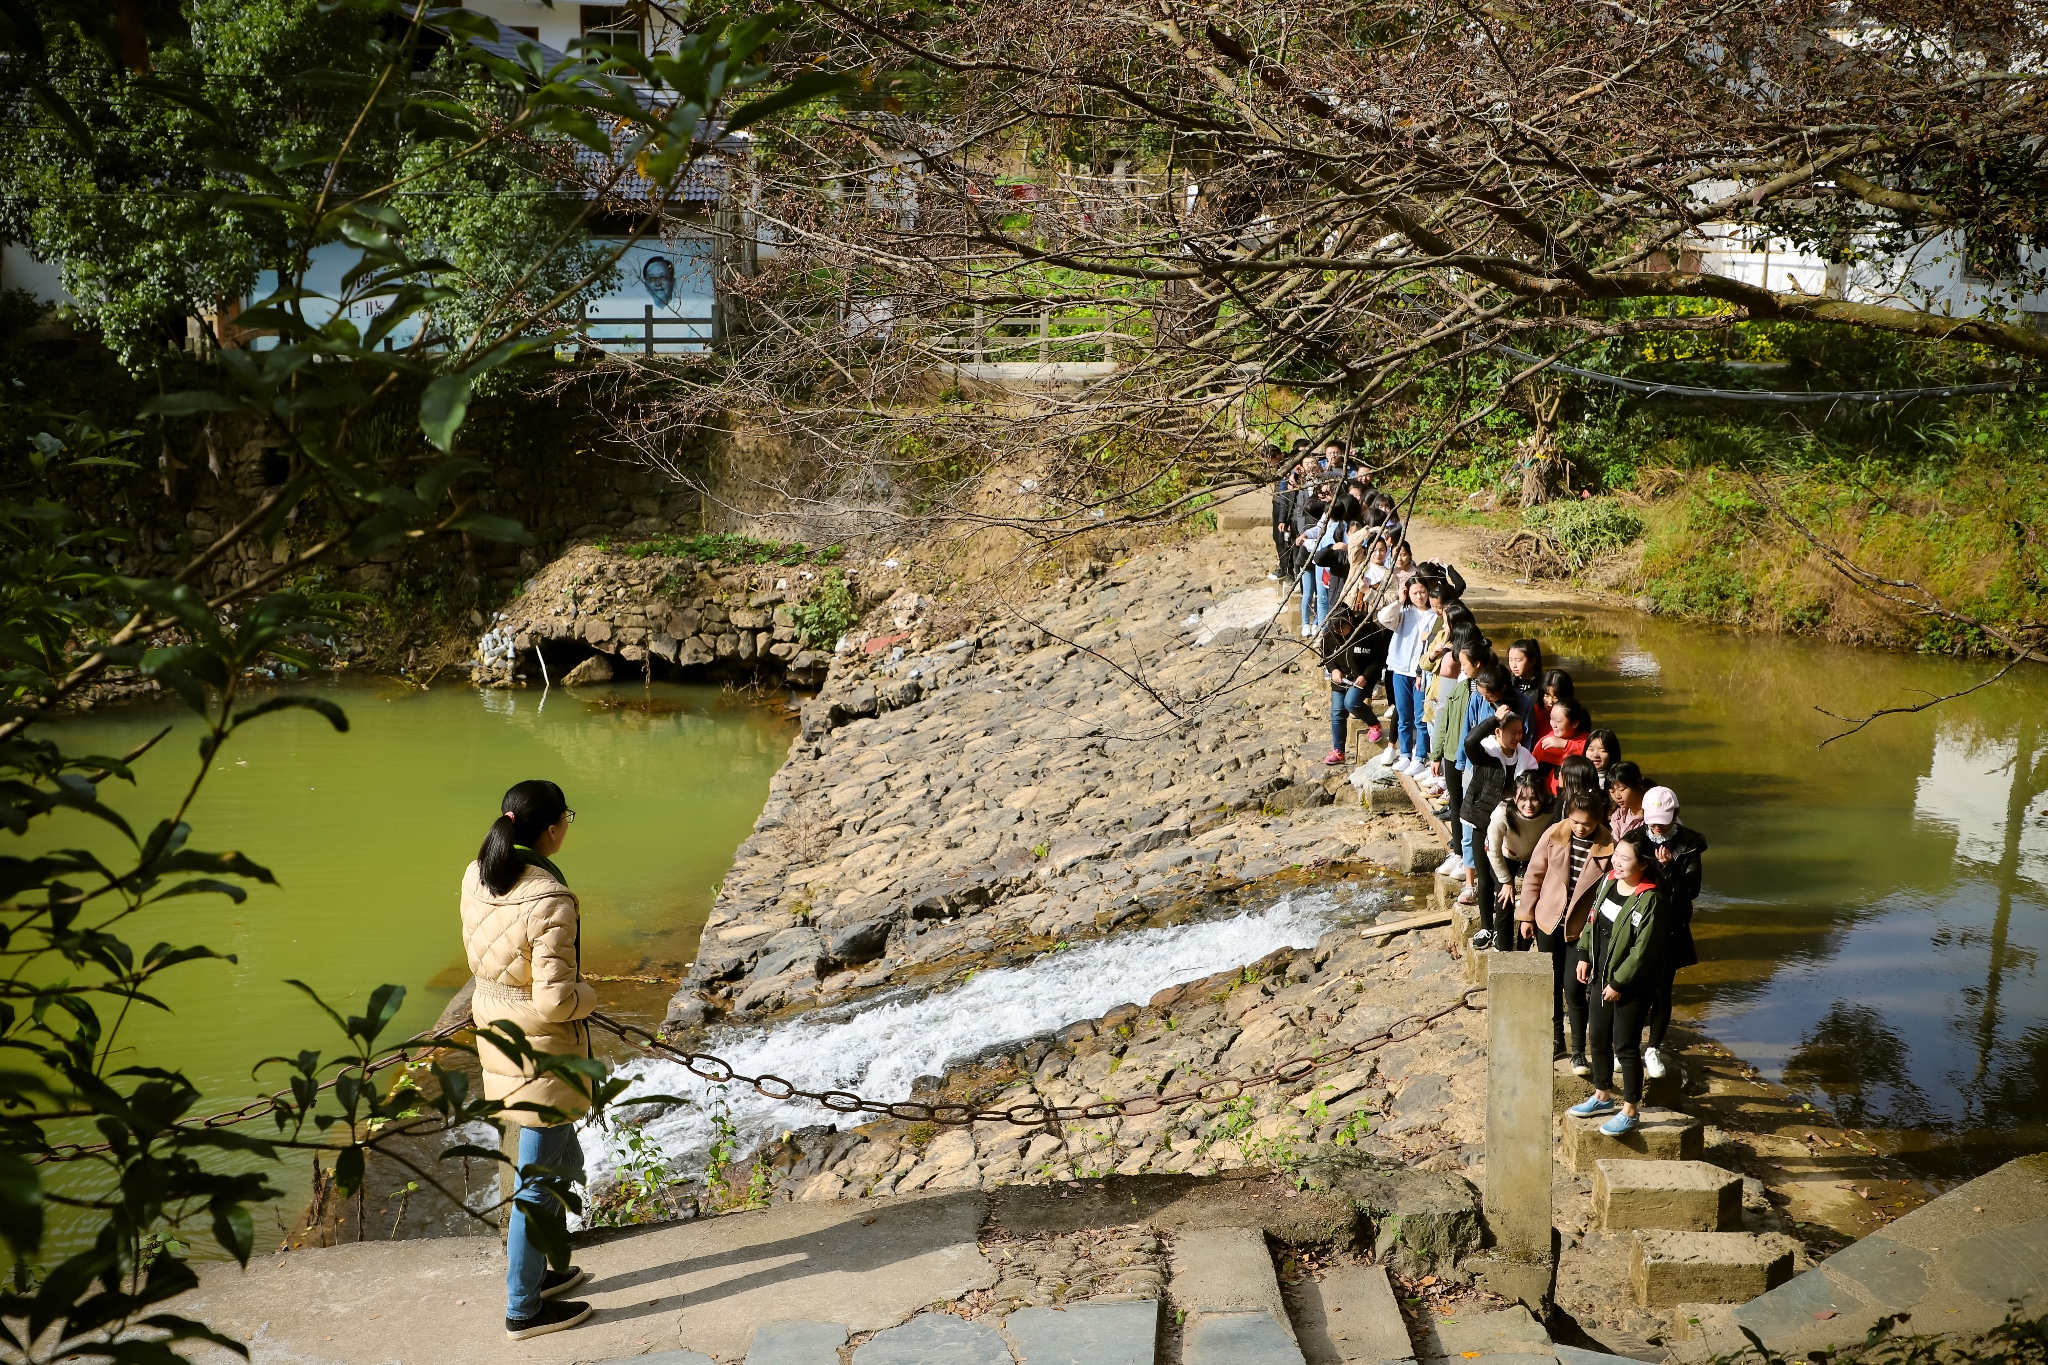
[1393,757,1414,775]
[1643,1047,1668,1079]
[1435,854,1462,877]
[1267,573,1280,580]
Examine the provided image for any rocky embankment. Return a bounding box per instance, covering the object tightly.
[466,544,841,687]
[671,534,1445,1027]
[725,928,1490,1263]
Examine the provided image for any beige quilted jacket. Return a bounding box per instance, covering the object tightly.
[460,859,598,1126]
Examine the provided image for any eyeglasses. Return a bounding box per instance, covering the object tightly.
[564,810,576,824]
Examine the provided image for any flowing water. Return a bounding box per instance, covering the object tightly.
[23,678,792,1254]
[21,602,2048,1258]
[583,887,1385,1201]
[1491,606,2048,1182]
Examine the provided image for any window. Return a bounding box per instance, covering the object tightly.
[579,4,642,51]
[508,25,538,38]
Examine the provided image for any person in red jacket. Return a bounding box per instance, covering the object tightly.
[1532,698,1592,798]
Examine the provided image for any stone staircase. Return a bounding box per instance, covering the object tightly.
[610,1245,1579,1365]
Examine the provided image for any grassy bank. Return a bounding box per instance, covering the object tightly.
[1328,322,2048,658]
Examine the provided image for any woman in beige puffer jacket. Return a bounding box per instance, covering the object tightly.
[461,778,599,1340]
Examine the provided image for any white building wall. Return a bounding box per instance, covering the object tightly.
[1,242,72,305]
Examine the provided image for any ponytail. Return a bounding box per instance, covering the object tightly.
[478,778,569,895]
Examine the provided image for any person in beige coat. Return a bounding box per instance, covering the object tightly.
[460,779,598,1341]
[1515,789,1615,1075]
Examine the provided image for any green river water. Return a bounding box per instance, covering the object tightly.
[1501,605,2048,1182]
[20,608,2048,1259]
[25,679,791,1230]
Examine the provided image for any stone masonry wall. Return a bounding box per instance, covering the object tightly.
[466,543,842,687]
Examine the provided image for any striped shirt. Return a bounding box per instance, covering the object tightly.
[1568,835,1592,890]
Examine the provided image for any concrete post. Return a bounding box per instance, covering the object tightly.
[1475,952,1557,1312]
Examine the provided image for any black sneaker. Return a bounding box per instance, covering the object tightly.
[541,1265,588,1299]
[1571,1055,1593,1078]
[1470,929,1494,952]
[506,1299,593,1341]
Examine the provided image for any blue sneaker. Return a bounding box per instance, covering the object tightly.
[1569,1095,1617,1117]
[1600,1111,1639,1136]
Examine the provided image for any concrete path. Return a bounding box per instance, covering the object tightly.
[1673,1153,2048,1361]
[177,1191,993,1364]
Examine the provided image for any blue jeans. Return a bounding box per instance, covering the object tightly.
[1461,818,1478,870]
[1299,566,1319,629]
[1390,672,1423,758]
[506,1122,584,1320]
[1329,685,1375,753]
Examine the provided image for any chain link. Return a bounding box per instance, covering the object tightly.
[588,985,1487,1127]
[28,985,1488,1162]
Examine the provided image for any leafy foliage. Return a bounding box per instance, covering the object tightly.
[0,3,843,1358]
[794,569,858,645]
[1522,499,1648,571]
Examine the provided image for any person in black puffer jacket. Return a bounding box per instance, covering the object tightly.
[1319,576,1390,764]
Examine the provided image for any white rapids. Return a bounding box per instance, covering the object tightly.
[580,887,1382,1195]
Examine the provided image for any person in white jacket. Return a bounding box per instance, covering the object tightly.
[1376,573,1435,774]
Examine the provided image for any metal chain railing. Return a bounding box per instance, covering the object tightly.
[29,984,1487,1161]
[587,985,1487,1126]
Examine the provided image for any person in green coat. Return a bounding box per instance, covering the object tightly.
[1566,829,1666,1136]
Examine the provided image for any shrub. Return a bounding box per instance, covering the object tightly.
[796,568,858,645]
[1524,497,1647,569]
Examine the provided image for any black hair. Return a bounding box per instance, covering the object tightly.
[1550,697,1592,734]
[1558,753,1602,808]
[1452,624,1491,663]
[1475,662,1516,700]
[1329,493,1364,523]
[1509,638,1542,679]
[1540,669,1576,707]
[1586,727,1622,767]
[1324,437,1348,453]
[1291,437,1311,450]
[1511,770,1546,802]
[1443,601,1478,635]
[1609,760,1645,795]
[1564,783,1611,820]
[478,779,570,896]
[1616,828,1661,883]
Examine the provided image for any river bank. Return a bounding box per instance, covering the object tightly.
[666,532,1445,1028]
[600,527,1950,1248]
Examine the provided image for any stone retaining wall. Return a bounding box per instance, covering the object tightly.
[466,543,841,687]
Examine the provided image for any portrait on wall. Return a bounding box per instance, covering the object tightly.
[641,255,676,308]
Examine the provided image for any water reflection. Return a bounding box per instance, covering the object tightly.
[1489,608,2048,1182]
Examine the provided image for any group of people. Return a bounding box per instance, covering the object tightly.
[1268,436,1416,637]
[1290,443,1710,1138]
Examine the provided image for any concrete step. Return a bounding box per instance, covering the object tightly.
[1006,1301,1160,1365]
[1171,1226,1306,1364]
[1628,1230,1797,1307]
[853,1311,1012,1363]
[746,1319,849,1363]
[1719,1152,2048,1359]
[1413,1303,1551,1363]
[1290,1263,1414,1364]
[1593,1160,1742,1232]
[1551,1056,1683,1113]
[1561,1106,1703,1172]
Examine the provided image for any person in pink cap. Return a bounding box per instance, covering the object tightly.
[1640,786,1707,1080]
